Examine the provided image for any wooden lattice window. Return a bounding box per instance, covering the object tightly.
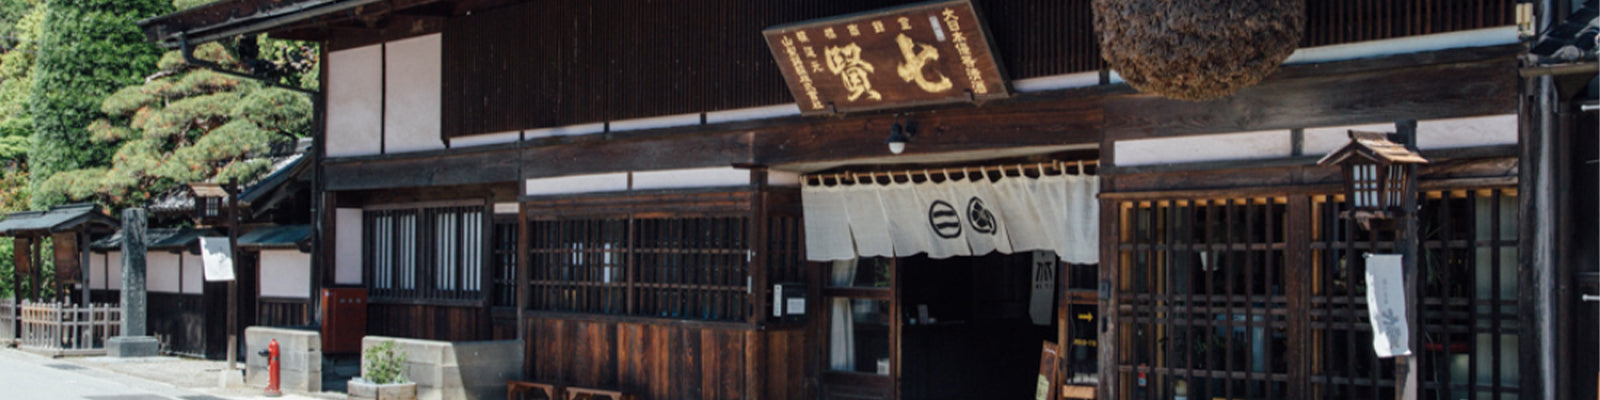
[527,214,802,322]
[1115,197,1292,400]
[364,205,487,302]
[1112,187,1523,400]
[1310,188,1520,400]
[491,218,518,309]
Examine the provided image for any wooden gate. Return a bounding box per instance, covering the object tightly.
[18,301,121,356]
[0,297,15,346]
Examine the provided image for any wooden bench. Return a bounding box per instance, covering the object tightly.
[507,380,561,400]
[564,386,632,400]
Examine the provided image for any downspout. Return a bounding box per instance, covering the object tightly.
[1523,1,1559,398]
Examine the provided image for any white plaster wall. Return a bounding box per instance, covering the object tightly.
[451,130,521,148]
[327,44,384,158]
[632,167,751,191]
[182,253,204,294]
[106,251,122,291]
[383,34,445,154]
[1114,130,1293,166]
[525,173,630,196]
[1417,114,1516,150]
[336,208,363,285]
[148,252,182,293]
[1304,123,1396,156]
[493,202,518,215]
[89,252,108,290]
[260,250,311,299]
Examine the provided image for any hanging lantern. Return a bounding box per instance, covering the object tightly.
[1091,0,1305,101]
[188,182,229,224]
[1317,130,1428,229]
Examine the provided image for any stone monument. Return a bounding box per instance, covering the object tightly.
[107,208,159,357]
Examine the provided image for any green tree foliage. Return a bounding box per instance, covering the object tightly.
[27,0,172,209]
[38,41,313,208]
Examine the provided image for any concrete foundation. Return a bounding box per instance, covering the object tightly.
[246,326,323,393]
[107,336,160,358]
[361,336,522,400]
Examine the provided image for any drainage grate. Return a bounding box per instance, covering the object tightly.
[44,363,85,371]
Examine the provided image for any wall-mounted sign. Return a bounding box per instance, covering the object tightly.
[763,0,1009,115]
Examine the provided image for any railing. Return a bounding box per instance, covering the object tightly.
[258,297,311,327]
[18,301,121,356]
[0,297,15,347]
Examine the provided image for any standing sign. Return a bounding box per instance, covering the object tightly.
[1029,251,1057,326]
[1364,253,1411,357]
[199,236,236,282]
[763,0,1009,115]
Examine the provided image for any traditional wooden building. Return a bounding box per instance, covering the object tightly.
[85,140,314,358]
[140,0,1592,399]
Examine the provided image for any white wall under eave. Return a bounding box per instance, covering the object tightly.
[335,208,363,285]
[106,251,122,291]
[327,44,384,158]
[260,250,311,299]
[89,252,107,290]
[148,252,181,293]
[384,34,446,154]
[1114,130,1294,167]
[182,253,203,294]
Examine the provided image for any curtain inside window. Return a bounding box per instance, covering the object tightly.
[829,259,857,371]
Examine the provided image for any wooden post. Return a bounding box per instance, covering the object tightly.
[1396,120,1420,400]
[226,178,239,371]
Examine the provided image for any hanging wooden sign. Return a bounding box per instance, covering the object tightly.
[763,0,1009,115]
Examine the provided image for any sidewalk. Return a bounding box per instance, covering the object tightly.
[0,347,343,400]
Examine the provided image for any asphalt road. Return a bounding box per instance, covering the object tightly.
[0,348,243,400]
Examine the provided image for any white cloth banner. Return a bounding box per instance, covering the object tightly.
[1364,253,1412,358]
[802,170,1100,263]
[953,177,1012,256]
[802,185,856,262]
[913,179,972,259]
[842,186,894,258]
[199,236,236,282]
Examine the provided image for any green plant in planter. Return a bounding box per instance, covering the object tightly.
[363,340,409,384]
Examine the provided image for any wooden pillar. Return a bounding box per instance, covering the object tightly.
[1396,120,1421,400]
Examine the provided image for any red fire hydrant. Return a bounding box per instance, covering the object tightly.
[263,339,283,397]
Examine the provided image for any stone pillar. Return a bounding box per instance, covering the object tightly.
[108,208,158,357]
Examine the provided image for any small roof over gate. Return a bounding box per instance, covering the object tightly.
[0,203,119,236]
[238,224,311,250]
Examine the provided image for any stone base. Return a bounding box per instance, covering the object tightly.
[106,336,160,358]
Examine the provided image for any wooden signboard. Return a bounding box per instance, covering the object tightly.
[13,237,30,275]
[763,0,1008,115]
[1038,341,1059,400]
[52,232,79,285]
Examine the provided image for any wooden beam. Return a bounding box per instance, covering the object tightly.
[1105,55,1519,141]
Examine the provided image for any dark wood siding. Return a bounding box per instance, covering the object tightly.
[522,317,806,400]
[150,292,210,358]
[440,0,1513,138]
[367,302,489,342]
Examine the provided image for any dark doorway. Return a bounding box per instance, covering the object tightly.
[899,253,1058,400]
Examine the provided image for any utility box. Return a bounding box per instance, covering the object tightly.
[321,288,367,354]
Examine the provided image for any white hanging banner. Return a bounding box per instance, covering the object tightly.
[801,164,1100,263]
[1029,251,1057,326]
[913,178,972,259]
[802,185,856,262]
[1364,253,1412,358]
[842,184,895,258]
[199,236,236,282]
[953,176,1013,256]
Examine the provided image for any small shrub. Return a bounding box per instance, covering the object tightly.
[362,341,409,385]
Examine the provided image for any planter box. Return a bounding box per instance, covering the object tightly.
[349,379,418,400]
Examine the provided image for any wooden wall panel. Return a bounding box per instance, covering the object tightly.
[367,302,489,342]
[149,292,209,358]
[522,317,808,400]
[440,0,1512,138]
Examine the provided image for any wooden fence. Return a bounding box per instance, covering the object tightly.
[18,301,121,357]
[0,297,15,347]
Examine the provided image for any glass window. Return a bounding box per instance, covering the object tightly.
[829,299,891,375]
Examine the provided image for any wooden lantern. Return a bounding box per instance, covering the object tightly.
[1317,130,1428,229]
[189,182,229,224]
